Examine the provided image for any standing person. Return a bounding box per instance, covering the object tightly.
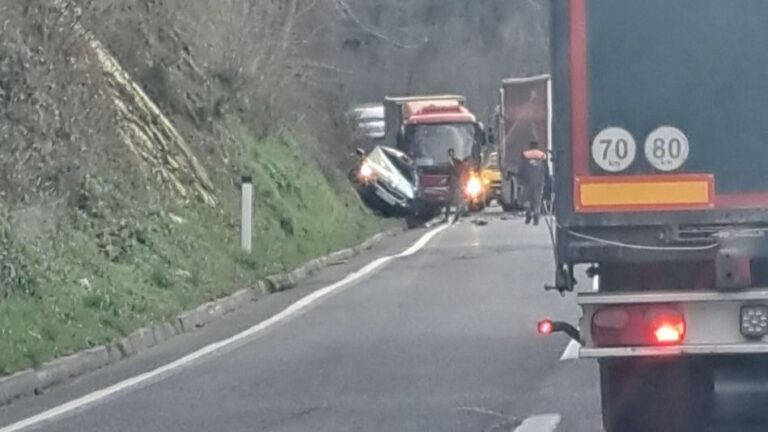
[446,148,470,222]
[519,141,548,225]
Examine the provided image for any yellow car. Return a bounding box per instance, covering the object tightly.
[481,152,502,204]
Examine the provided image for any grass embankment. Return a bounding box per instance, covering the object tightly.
[0,121,386,375]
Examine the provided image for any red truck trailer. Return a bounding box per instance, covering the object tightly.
[544,1,768,431]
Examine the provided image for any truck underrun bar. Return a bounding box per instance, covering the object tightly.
[581,344,768,358]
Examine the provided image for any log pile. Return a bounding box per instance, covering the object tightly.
[54,0,217,207]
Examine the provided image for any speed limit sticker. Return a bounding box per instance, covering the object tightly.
[644,126,690,172]
[591,127,637,172]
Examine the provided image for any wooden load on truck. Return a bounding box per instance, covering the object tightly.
[543,1,768,431]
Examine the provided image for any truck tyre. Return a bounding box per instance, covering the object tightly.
[500,176,523,212]
[600,359,709,432]
[500,175,514,212]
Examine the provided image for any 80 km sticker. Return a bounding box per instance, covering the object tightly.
[591,127,637,172]
[644,126,690,172]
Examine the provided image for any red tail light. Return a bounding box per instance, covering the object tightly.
[537,319,554,335]
[651,314,686,345]
[591,305,685,347]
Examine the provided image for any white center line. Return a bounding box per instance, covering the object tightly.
[514,414,562,432]
[0,224,451,432]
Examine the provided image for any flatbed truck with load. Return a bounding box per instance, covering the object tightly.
[542,1,768,431]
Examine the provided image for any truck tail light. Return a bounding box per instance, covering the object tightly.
[653,319,685,344]
[591,305,685,347]
[537,319,554,335]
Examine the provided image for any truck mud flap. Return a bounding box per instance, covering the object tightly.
[713,358,768,423]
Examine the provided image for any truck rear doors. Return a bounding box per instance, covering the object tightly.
[553,0,768,229]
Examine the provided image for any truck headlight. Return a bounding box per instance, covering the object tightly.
[466,176,483,198]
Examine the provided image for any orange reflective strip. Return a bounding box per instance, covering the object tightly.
[575,175,715,213]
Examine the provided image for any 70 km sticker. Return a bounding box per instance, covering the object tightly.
[591,127,637,172]
[644,126,690,172]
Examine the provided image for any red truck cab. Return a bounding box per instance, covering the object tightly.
[384,96,484,221]
[403,103,481,205]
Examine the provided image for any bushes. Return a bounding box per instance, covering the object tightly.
[0,123,383,375]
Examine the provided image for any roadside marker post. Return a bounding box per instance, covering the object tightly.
[241,176,253,253]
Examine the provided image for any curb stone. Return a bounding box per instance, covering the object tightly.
[215,296,238,315]
[178,309,206,332]
[326,248,355,264]
[36,346,109,393]
[127,327,156,353]
[304,258,323,273]
[81,347,110,375]
[289,265,308,283]
[0,227,398,406]
[231,289,254,306]
[256,280,270,296]
[266,273,294,292]
[117,336,135,357]
[106,343,124,365]
[153,323,178,344]
[0,370,37,404]
[196,302,225,326]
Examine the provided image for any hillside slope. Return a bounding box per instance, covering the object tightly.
[0,0,547,375]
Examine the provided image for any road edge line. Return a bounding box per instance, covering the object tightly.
[0,224,450,432]
[0,225,403,407]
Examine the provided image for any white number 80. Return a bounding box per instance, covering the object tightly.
[644,126,690,172]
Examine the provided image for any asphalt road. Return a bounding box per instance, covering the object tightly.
[0,211,603,432]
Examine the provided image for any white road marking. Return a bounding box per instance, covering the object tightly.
[559,340,581,361]
[0,224,451,432]
[514,414,562,432]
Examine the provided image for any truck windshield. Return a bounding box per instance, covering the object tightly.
[403,123,475,167]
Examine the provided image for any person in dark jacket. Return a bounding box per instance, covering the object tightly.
[519,141,548,225]
[446,148,471,221]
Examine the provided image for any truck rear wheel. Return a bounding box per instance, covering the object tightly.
[500,176,518,212]
[600,359,709,432]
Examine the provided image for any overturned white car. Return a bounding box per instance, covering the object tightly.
[350,146,417,218]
